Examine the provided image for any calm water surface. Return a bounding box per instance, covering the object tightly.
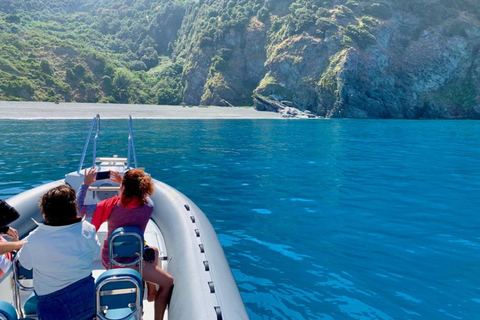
[0,118,479,319]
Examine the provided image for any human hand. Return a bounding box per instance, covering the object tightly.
[13,239,25,251]
[5,227,18,241]
[110,171,122,184]
[83,167,98,186]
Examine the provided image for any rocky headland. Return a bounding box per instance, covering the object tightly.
[178,1,480,119]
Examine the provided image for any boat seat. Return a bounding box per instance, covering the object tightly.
[95,269,143,320]
[0,300,35,320]
[0,301,17,320]
[22,294,36,318]
[109,226,144,274]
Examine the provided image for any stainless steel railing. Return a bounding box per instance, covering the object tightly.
[77,114,137,173]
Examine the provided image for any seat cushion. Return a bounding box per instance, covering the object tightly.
[23,293,37,316]
[0,300,17,320]
[104,307,138,320]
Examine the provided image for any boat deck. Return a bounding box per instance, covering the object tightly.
[8,218,169,319]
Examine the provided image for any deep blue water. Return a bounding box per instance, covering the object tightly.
[1,119,479,319]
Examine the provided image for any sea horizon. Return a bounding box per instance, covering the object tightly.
[0,100,283,120]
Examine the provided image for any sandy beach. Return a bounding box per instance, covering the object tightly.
[0,101,282,119]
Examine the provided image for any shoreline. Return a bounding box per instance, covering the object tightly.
[0,101,283,119]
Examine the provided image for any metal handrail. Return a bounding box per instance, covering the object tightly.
[77,114,138,173]
[92,114,101,168]
[127,115,138,169]
[12,256,34,318]
[77,114,100,173]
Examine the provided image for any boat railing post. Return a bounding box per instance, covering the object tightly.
[127,116,138,168]
[92,114,100,168]
[77,114,100,173]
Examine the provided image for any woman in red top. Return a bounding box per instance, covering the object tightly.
[79,168,173,320]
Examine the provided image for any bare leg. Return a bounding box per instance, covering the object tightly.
[147,246,160,302]
[143,261,174,320]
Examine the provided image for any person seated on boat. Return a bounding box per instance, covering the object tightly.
[0,199,23,279]
[16,184,101,320]
[78,167,174,320]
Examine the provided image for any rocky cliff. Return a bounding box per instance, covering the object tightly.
[175,0,480,119]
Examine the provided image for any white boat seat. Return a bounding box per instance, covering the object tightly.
[108,226,144,275]
[95,269,143,320]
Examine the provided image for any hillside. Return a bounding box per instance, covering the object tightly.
[1,0,480,118]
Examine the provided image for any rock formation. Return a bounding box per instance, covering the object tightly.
[175,1,480,119]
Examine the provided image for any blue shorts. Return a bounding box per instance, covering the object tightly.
[36,275,95,320]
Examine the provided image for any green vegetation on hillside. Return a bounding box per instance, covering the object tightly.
[1,0,480,113]
[0,0,186,103]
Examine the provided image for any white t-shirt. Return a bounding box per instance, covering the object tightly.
[17,219,101,296]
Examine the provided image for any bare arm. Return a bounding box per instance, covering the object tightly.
[0,240,24,255]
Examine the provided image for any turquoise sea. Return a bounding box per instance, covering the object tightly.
[0,118,479,319]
